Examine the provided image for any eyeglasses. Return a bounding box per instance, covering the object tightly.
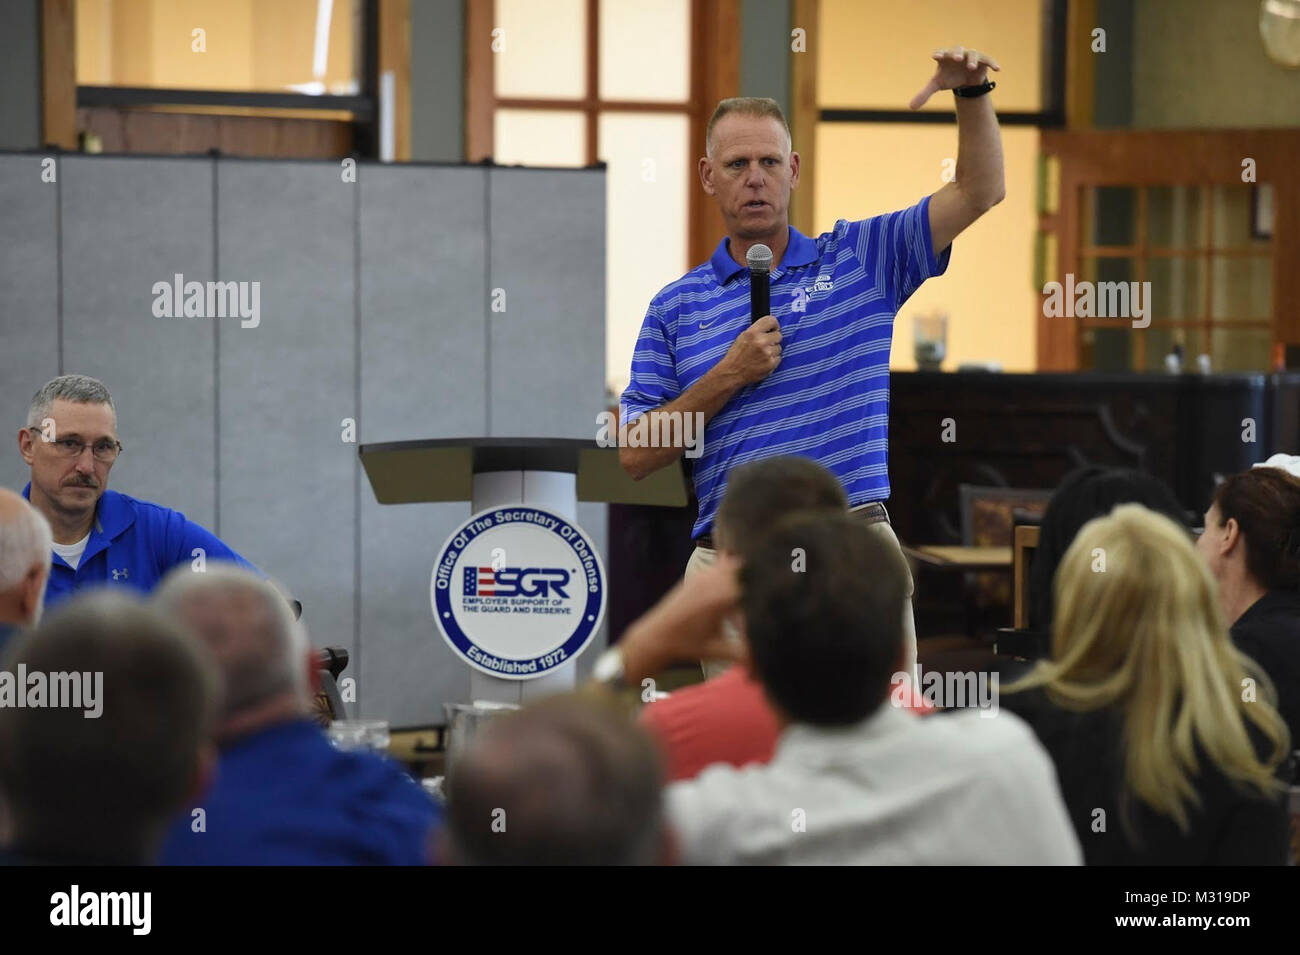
[28,428,123,463]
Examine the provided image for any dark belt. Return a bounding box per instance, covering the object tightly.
[695,501,889,550]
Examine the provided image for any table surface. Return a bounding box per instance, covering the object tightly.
[904,545,1013,568]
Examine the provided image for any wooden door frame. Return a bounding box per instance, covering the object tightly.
[1037,128,1300,370]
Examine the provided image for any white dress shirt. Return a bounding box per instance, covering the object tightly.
[667,702,1081,865]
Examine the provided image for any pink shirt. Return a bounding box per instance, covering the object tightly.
[642,667,934,783]
[641,667,779,783]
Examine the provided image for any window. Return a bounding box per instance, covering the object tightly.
[466,0,701,397]
[812,0,1063,373]
[76,0,362,96]
[1077,184,1274,372]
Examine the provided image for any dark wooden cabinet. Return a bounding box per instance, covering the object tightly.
[607,371,1300,633]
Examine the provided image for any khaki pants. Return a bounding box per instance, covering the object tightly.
[689,506,917,681]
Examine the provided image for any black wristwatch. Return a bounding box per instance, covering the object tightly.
[954,80,996,98]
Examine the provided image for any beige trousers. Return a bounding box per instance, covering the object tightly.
[689,508,917,681]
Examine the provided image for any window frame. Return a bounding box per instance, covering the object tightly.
[463,0,739,269]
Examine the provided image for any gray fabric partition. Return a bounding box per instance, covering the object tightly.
[487,168,609,681]
[0,153,607,727]
[61,156,218,529]
[217,160,358,661]
[0,155,59,491]
[358,164,488,725]
[488,168,606,439]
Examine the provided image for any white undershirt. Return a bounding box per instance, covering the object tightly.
[51,533,90,570]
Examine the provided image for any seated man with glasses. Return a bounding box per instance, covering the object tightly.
[16,374,256,609]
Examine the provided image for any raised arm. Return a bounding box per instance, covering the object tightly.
[910,46,1005,256]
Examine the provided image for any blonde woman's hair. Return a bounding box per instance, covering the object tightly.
[1008,503,1289,831]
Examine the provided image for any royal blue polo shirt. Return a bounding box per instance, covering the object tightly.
[621,195,951,539]
[159,719,441,866]
[21,484,257,609]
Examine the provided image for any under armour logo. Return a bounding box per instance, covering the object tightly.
[111,568,129,580]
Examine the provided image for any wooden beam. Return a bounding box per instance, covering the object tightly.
[789,0,817,236]
[379,0,411,161]
[41,0,77,149]
[464,0,494,161]
[689,0,740,269]
[78,106,355,158]
[1065,0,1096,129]
[1275,175,1300,348]
[585,0,598,166]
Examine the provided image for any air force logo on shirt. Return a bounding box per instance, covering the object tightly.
[791,279,833,314]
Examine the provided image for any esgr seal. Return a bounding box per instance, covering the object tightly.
[431,506,606,679]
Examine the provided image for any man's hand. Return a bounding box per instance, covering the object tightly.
[619,554,744,683]
[719,315,782,386]
[909,46,1001,110]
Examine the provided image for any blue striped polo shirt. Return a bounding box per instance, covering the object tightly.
[621,195,950,540]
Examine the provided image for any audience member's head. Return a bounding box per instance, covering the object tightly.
[1014,504,1288,830]
[1197,465,1300,621]
[18,375,119,518]
[442,695,667,865]
[740,513,907,726]
[0,488,52,632]
[152,564,311,742]
[0,592,218,864]
[1029,466,1186,631]
[715,455,848,559]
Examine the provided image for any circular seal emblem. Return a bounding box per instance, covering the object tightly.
[431,506,606,679]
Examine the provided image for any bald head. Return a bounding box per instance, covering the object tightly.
[443,695,666,866]
[152,565,308,728]
[0,487,52,628]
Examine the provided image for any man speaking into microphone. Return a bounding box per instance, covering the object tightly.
[619,47,1006,675]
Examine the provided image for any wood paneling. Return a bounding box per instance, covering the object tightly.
[688,0,740,268]
[464,0,494,161]
[379,0,412,161]
[1065,0,1096,130]
[789,0,817,237]
[78,107,354,158]
[41,0,77,148]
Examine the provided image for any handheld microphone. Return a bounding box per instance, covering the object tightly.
[747,243,771,324]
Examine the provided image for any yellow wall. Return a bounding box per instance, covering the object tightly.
[814,123,1040,372]
[76,0,355,92]
[815,0,1044,372]
[151,0,254,90]
[818,0,1043,112]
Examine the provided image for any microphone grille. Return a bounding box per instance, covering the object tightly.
[747,243,773,271]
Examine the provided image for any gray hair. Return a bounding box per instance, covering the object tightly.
[0,492,52,604]
[27,375,116,429]
[152,564,308,720]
